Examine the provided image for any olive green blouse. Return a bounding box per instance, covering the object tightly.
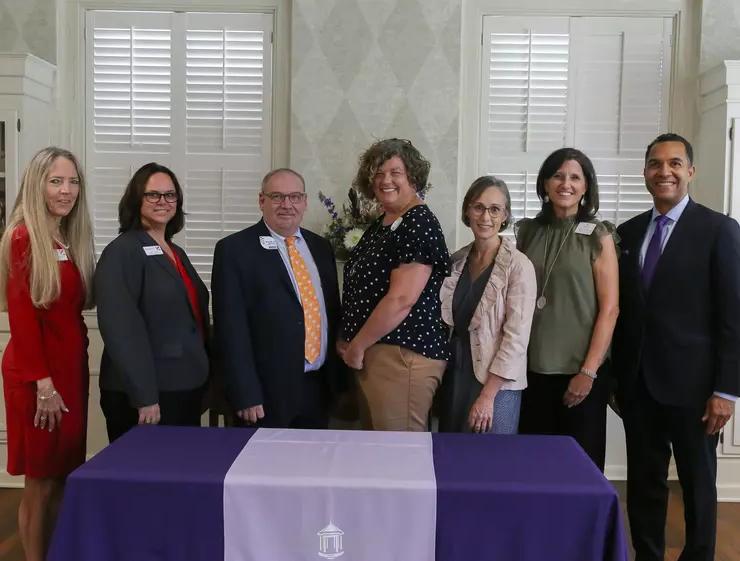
[515,216,618,375]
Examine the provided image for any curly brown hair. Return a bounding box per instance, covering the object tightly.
[352,138,431,200]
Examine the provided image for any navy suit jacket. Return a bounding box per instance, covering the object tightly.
[612,199,740,406]
[95,230,210,407]
[211,220,345,426]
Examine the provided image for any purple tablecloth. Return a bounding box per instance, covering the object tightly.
[48,426,627,561]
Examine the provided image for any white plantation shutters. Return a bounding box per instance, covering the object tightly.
[86,10,272,285]
[481,16,673,226]
[482,17,570,221]
[86,11,174,252]
[182,13,272,285]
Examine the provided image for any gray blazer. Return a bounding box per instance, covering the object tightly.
[95,230,210,407]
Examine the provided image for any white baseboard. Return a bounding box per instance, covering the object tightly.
[605,464,679,481]
[606,464,740,502]
[718,485,740,502]
[605,465,627,481]
[0,470,24,488]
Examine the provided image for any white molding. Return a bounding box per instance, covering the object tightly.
[605,465,627,481]
[57,0,290,167]
[718,485,740,502]
[0,53,56,103]
[0,471,24,488]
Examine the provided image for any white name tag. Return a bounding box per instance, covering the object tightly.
[55,248,69,261]
[575,222,597,235]
[143,245,164,256]
[259,236,278,250]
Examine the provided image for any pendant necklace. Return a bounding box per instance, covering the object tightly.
[536,221,576,310]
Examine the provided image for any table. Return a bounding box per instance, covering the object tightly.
[48,426,627,561]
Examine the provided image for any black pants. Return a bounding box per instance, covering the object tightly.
[620,375,718,561]
[518,363,609,471]
[101,385,205,443]
[235,369,330,430]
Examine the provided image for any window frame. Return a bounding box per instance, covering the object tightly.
[57,0,290,173]
[458,0,700,248]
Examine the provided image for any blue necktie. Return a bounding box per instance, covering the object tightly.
[641,214,670,288]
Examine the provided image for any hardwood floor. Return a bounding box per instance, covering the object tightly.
[0,483,738,560]
[0,488,21,561]
[613,481,740,561]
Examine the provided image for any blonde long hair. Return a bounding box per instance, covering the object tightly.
[0,147,95,310]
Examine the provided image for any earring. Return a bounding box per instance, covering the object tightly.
[580,197,586,207]
[544,195,550,203]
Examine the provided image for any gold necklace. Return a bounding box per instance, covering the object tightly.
[536,221,576,310]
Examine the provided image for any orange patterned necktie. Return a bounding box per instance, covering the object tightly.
[286,236,322,363]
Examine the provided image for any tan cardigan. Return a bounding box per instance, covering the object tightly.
[440,237,537,390]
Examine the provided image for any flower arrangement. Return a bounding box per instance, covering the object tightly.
[318,188,381,260]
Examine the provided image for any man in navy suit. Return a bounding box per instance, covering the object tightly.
[212,168,345,428]
[612,133,740,561]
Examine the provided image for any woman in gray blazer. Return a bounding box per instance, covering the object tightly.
[95,163,210,441]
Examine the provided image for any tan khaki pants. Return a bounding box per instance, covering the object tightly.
[356,344,446,432]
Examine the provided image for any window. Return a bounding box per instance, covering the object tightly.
[85,10,273,285]
[479,15,673,225]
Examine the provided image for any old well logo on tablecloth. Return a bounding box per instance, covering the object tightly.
[317,521,345,559]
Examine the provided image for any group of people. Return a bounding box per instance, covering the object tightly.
[1,133,738,561]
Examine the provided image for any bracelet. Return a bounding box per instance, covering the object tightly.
[579,367,597,380]
[37,390,58,401]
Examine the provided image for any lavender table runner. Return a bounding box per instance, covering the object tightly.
[224,429,436,561]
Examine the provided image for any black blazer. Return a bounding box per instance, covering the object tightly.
[211,220,345,426]
[612,199,740,406]
[95,230,210,407]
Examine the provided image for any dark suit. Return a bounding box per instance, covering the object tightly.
[211,220,344,428]
[613,199,740,561]
[95,230,210,439]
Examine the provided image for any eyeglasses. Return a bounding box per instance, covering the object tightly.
[469,203,505,218]
[143,191,178,204]
[262,191,307,204]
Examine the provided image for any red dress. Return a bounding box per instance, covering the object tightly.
[2,225,89,478]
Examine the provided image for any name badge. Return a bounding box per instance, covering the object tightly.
[259,236,278,250]
[143,245,164,256]
[575,222,597,235]
[55,248,69,261]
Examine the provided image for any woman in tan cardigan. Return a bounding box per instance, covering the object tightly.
[439,176,537,433]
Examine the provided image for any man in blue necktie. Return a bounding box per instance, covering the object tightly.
[612,133,740,561]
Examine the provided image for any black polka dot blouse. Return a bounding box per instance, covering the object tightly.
[341,204,451,360]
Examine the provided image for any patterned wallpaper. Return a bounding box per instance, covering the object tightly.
[290,0,462,243]
[700,0,740,73]
[0,0,56,64]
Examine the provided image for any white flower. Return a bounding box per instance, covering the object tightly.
[343,227,364,250]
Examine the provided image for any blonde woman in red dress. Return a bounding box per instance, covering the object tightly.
[0,147,95,561]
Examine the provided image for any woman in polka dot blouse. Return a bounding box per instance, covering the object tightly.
[338,138,450,432]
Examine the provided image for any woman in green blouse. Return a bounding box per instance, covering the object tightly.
[516,148,619,471]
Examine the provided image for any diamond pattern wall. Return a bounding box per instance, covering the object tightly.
[291,0,462,244]
[0,0,56,64]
